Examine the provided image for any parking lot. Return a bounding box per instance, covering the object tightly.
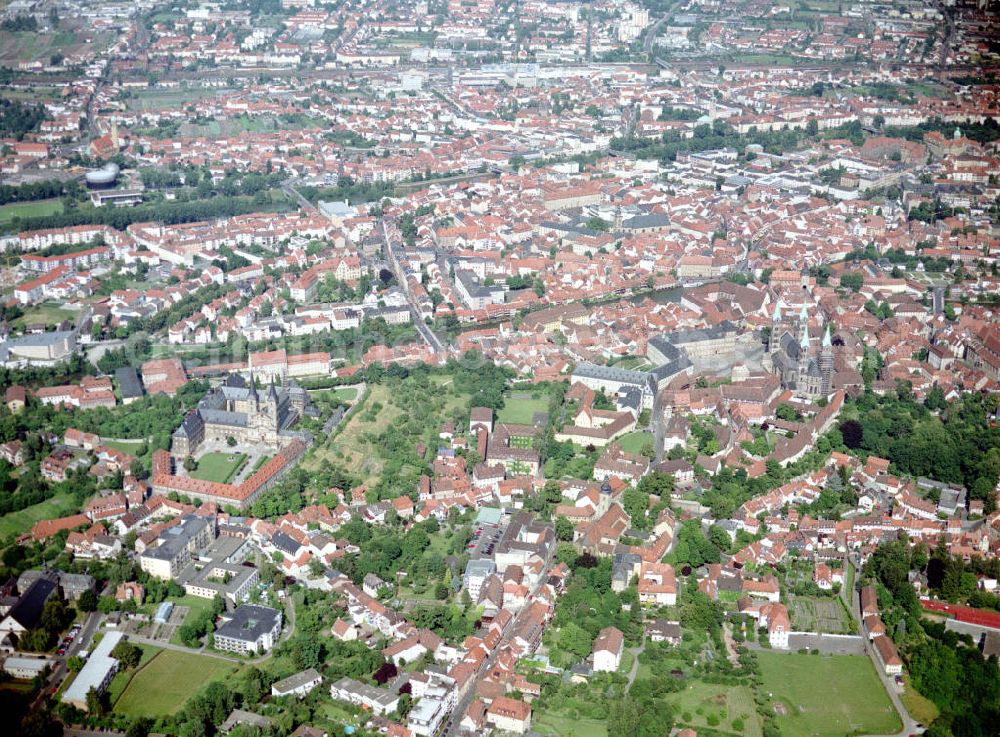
[467,521,503,559]
[55,622,83,656]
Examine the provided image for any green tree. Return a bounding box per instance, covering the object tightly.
[77,588,97,612]
[111,640,142,669]
[555,516,574,542]
[840,271,864,292]
[608,697,642,736]
[558,622,592,659]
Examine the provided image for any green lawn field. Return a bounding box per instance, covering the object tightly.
[498,393,549,424]
[616,431,653,454]
[0,199,64,225]
[667,680,763,737]
[0,492,78,540]
[331,387,357,402]
[756,651,900,737]
[899,675,939,725]
[113,649,239,717]
[98,439,146,454]
[107,644,161,705]
[190,452,247,483]
[534,711,607,737]
[13,302,77,328]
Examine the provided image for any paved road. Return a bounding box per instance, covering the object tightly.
[440,553,554,737]
[652,390,665,462]
[32,611,101,711]
[380,218,445,354]
[747,632,865,655]
[282,179,319,214]
[841,556,923,737]
[624,639,645,690]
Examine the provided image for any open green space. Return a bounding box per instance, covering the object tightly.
[113,649,239,717]
[13,302,77,328]
[331,387,358,402]
[107,643,162,706]
[157,593,219,646]
[98,439,147,454]
[616,431,653,454]
[755,651,900,737]
[0,199,64,225]
[306,379,471,487]
[125,87,226,112]
[899,676,939,726]
[189,452,248,483]
[667,680,763,737]
[0,29,106,65]
[497,393,550,425]
[0,491,78,540]
[534,710,607,737]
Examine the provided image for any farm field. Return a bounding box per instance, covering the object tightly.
[0,491,78,540]
[666,680,763,737]
[0,199,64,225]
[0,29,90,65]
[113,649,239,717]
[190,452,247,483]
[755,651,900,737]
[788,595,853,634]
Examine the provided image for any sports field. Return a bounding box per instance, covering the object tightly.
[113,649,238,717]
[189,452,247,483]
[756,651,900,737]
[0,199,64,225]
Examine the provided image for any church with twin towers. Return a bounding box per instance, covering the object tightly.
[766,300,834,400]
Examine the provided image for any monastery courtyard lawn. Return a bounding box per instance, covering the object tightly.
[113,649,239,717]
[497,392,550,425]
[755,651,900,737]
[189,452,248,484]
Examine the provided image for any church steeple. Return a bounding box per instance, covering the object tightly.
[799,320,810,351]
[819,323,834,394]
